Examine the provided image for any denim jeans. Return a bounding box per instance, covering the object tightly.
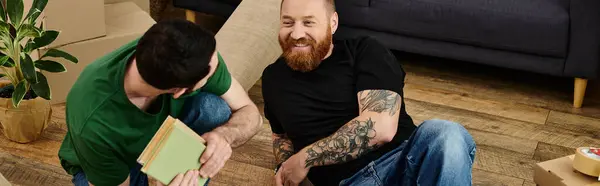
[339,119,476,186]
[72,92,232,186]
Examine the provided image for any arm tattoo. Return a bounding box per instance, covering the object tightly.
[358,90,401,116]
[304,118,379,168]
[273,134,295,164]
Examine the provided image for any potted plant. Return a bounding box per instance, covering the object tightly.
[0,0,77,143]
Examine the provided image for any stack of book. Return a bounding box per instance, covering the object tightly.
[138,116,208,185]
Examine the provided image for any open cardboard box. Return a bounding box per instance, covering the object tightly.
[42,2,155,103]
[24,0,107,48]
[534,155,600,186]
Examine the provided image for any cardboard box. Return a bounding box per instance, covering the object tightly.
[105,0,150,13]
[25,0,107,48]
[534,155,600,186]
[42,2,155,103]
[0,172,11,186]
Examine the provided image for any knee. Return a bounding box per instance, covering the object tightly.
[418,119,476,158]
[194,92,232,122]
[182,92,232,129]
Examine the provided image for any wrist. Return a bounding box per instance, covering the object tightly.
[299,148,313,169]
[211,128,233,145]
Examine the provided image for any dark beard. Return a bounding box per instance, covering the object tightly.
[279,27,332,72]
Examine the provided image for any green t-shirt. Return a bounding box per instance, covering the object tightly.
[57,38,232,186]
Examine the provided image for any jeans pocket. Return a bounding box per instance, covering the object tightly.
[339,162,383,186]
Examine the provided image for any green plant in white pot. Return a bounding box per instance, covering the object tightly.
[0,0,77,143]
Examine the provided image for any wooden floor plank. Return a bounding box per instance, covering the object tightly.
[533,142,576,162]
[473,147,536,181]
[404,83,550,125]
[0,126,65,167]
[546,111,600,139]
[210,159,274,186]
[406,99,600,149]
[404,64,550,109]
[469,129,538,157]
[473,169,524,186]
[402,56,600,119]
[0,151,70,186]
[229,123,276,169]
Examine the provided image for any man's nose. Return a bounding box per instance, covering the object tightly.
[290,26,307,40]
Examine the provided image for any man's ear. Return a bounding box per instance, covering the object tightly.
[330,12,339,34]
[172,88,188,99]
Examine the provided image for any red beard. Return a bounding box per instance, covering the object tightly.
[279,27,332,72]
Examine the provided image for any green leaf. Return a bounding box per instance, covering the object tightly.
[20,53,36,83]
[2,58,14,67]
[7,0,24,27]
[0,55,9,66]
[31,71,49,100]
[11,80,26,108]
[0,0,7,22]
[42,48,77,63]
[25,0,46,24]
[23,38,33,53]
[35,60,65,73]
[0,22,8,35]
[16,24,41,41]
[30,30,57,50]
[0,73,4,78]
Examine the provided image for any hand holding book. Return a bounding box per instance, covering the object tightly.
[198,131,233,178]
[137,116,211,186]
[155,170,200,186]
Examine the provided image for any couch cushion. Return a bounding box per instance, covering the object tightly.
[336,0,569,57]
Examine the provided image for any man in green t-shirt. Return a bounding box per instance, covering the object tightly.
[58,19,263,186]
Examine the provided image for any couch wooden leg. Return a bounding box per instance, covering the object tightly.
[574,78,588,108]
[186,10,196,23]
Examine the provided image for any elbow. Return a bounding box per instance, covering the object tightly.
[380,130,396,143]
[255,114,264,131]
[377,120,398,144]
[251,105,263,131]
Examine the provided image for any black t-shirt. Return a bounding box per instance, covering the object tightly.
[262,36,416,186]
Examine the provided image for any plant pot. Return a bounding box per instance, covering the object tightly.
[0,84,52,143]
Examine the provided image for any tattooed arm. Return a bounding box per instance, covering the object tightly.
[301,89,401,168]
[273,133,295,164]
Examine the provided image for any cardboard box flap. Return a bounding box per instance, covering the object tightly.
[104,0,150,13]
[105,2,156,36]
[535,155,599,186]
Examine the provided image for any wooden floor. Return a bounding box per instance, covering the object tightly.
[1,51,600,186]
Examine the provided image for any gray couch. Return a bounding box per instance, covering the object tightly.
[333,0,600,108]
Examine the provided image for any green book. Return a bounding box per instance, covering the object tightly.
[137,116,208,185]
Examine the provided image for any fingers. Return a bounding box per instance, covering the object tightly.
[180,170,197,186]
[156,179,165,186]
[274,169,284,186]
[200,135,216,164]
[200,145,231,178]
[169,173,184,186]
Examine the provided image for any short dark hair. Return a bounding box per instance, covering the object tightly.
[135,19,216,90]
[281,0,336,14]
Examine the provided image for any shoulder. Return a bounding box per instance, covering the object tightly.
[202,52,232,96]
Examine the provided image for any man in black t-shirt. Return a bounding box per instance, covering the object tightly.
[262,0,477,185]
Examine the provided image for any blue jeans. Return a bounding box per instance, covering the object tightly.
[72,93,232,186]
[339,119,476,186]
